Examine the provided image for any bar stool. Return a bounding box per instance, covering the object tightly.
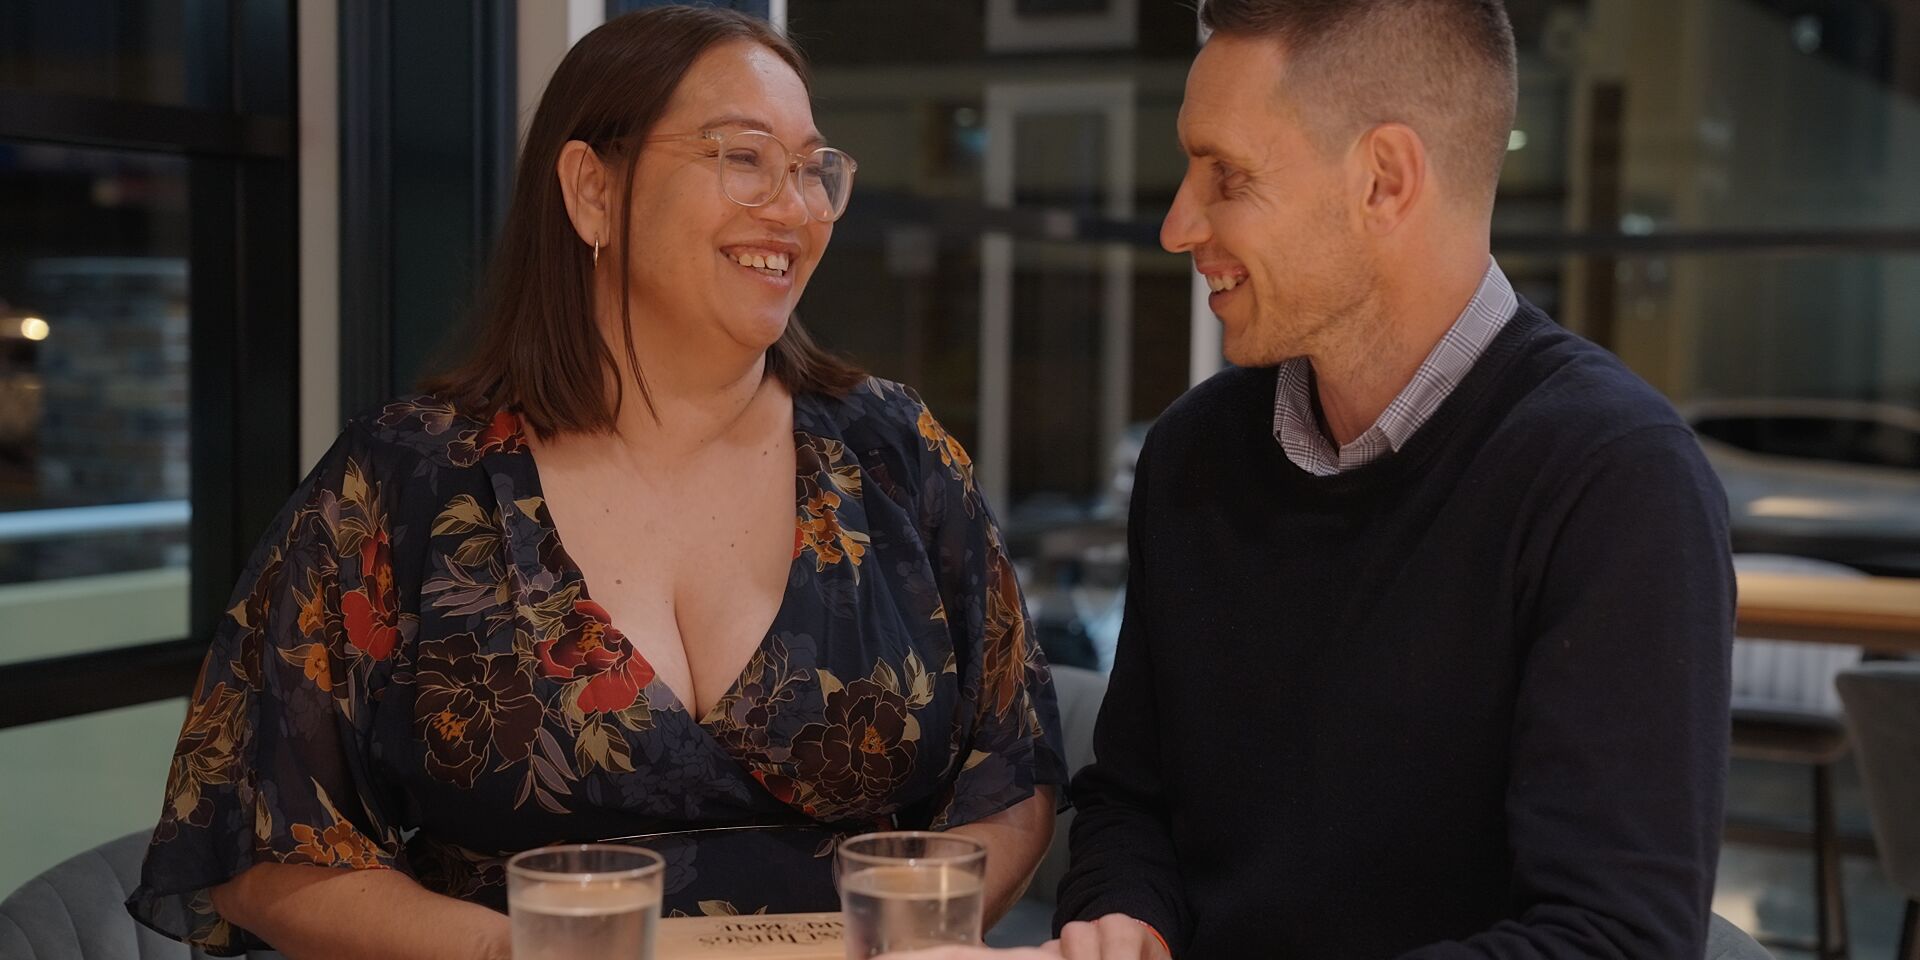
[1728,554,1867,960]
[1837,663,1920,960]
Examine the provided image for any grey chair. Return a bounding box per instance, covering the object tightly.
[985,664,1106,948]
[0,830,283,960]
[1728,553,1867,960]
[1709,913,1778,959]
[1837,662,1920,960]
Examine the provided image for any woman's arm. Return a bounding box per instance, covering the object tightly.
[212,862,510,960]
[948,787,1057,928]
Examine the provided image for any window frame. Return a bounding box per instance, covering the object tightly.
[0,0,299,729]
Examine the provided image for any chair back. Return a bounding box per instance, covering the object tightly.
[1837,662,1920,898]
[1026,665,1107,906]
[1707,912,1775,959]
[0,831,282,960]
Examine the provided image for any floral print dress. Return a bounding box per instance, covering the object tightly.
[128,378,1067,954]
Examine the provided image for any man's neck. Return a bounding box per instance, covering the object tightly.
[1310,255,1489,446]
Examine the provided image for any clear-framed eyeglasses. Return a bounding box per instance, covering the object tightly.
[648,129,858,223]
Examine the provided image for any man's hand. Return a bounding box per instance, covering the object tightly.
[881,913,1172,960]
[1053,914,1172,959]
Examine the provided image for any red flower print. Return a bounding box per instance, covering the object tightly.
[447,409,527,466]
[343,529,400,660]
[535,599,656,714]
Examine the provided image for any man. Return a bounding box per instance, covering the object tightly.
[896,1,1733,958]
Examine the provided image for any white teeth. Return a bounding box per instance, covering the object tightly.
[733,251,794,274]
[1207,274,1243,293]
[729,250,790,275]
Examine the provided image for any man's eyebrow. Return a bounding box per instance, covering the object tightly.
[1178,132,1220,160]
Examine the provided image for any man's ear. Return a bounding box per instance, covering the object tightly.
[1355,123,1427,235]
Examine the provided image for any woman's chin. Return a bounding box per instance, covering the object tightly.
[727,312,795,354]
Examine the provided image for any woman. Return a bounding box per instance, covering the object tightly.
[129,8,1066,957]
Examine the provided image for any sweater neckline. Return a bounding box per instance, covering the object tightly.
[1262,303,1548,498]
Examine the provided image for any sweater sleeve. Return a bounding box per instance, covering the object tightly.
[1052,438,1193,948]
[1395,425,1734,960]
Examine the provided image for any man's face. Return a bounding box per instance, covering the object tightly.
[1163,34,1374,367]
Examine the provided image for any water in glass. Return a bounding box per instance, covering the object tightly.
[509,879,659,960]
[840,864,984,958]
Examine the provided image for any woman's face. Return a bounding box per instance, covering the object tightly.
[618,40,834,363]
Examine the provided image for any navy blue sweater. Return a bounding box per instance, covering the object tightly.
[1056,304,1734,958]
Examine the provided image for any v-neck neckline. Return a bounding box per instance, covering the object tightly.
[488,396,817,727]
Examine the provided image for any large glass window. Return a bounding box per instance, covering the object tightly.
[790,0,1197,669]
[0,0,296,898]
[790,0,1920,663]
[786,3,1919,948]
[0,143,193,671]
[0,0,233,110]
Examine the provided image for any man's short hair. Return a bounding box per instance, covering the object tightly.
[1199,0,1518,208]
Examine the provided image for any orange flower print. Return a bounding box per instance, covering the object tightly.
[980,543,1032,721]
[794,435,871,576]
[289,820,386,869]
[284,781,391,869]
[297,584,328,638]
[798,495,869,573]
[293,643,332,692]
[917,405,974,487]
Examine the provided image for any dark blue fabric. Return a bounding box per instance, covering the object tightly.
[129,379,1065,954]
[1058,304,1735,959]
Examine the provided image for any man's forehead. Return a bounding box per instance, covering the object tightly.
[1177,88,1261,160]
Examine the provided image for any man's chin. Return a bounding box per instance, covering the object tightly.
[1221,334,1291,369]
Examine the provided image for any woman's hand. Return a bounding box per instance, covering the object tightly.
[212,862,512,960]
[944,786,1058,927]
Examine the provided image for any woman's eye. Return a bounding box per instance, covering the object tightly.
[726,150,763,168]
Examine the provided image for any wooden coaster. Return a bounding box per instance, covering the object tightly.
[656,912,846,959]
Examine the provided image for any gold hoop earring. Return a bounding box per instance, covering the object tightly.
[593,238,601,265]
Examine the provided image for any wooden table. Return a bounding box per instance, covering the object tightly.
[1736,572,1920,654]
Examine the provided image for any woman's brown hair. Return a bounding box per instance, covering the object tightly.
[424,5,865,438]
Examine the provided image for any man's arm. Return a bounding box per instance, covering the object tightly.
[1397,425,1734,959]
[1053,446,1190,952]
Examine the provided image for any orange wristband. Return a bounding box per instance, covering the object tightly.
[1137,919,1172,957]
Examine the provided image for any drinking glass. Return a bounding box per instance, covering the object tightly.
[836,831,988,958]
[507,844,666,960]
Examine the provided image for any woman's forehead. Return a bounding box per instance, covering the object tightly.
[664,42,818,142]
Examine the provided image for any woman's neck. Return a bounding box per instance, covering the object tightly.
[613,349,776,454]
